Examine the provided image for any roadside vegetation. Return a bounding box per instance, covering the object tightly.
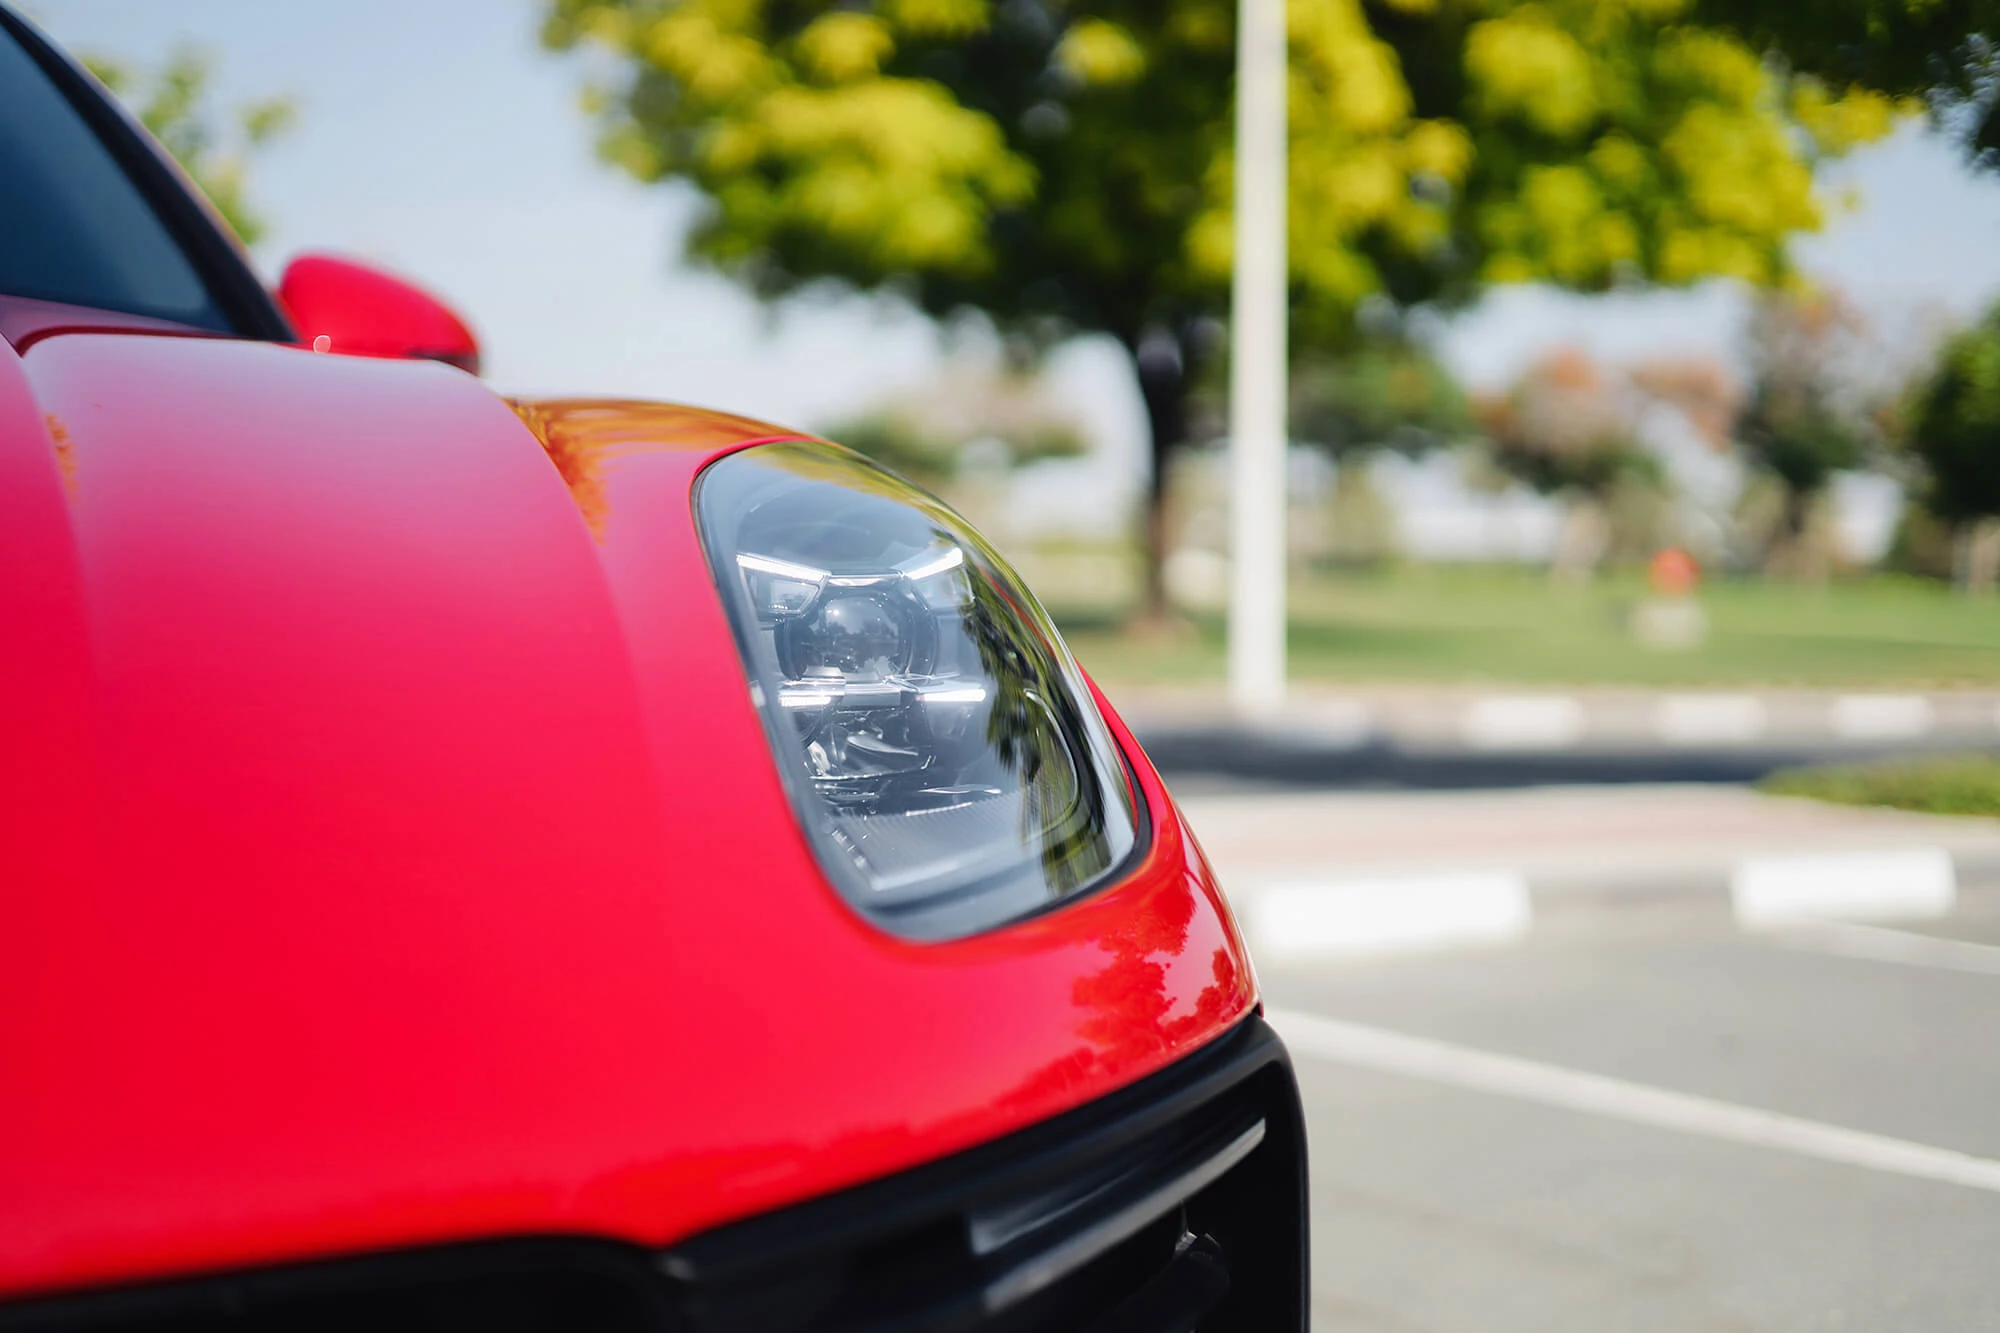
[544,0,1922,620]
[81,48,293,244]
[1040,563,2000,688]
[1761,754,2000,818]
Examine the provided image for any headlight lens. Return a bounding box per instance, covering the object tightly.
[696,441,1140,940]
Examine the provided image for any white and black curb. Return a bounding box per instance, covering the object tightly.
[1134,690,2000,757]
[1453,691,1953,749]
[1460,697,1588,751]
[1242,844,1997,962]
[1654,694,1767,746]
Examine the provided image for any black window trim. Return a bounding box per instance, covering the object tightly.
[0,4,297,343]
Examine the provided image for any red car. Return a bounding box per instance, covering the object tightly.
[0,9,1306,1330]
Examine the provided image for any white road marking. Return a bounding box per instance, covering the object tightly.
[1829,694,1934,739]
[1270,1007,2000,1195]
[1247,873,1532,961]
[1654,694,1767,745]
[1771,918,2000,977]
[1731,847,1955,925]
[1460,696,1586,751]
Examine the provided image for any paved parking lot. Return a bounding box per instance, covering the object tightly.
[1197,786,2000,1330]
[1274,904,2000,1330]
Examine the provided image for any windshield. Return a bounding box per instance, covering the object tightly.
[0,25,229,331]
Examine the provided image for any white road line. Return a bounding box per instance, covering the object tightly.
[1731,847,1956,925]
[1771,919,2000,977]
[1269,1007,2000,1195]
[1247,873,1532,961]
[1829,694,1935,739]
[1654,693,1767,745]
[1460,696,1586,750]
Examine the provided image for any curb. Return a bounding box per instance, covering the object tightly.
[1124,690,2000,786]
[1140,732,1869,789]
[1235,842,2000,962]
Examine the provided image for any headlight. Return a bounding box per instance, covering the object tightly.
[696,441,1141,940]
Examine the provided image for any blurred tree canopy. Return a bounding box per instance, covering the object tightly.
[1289,340,1473,457]
[1186,335,1472,456]
[1474,348,1661,576]
[1907,302,2000,588]
[1735,289,1881,577]
[542,0,1903,611]
[1694,0,2000,167]
[817,360,1088,489]
[1476,348,1655,497]
[1629,354,1739,453]
[84,48,295,245]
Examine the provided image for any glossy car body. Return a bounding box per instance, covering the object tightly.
[1,8,1304,1329]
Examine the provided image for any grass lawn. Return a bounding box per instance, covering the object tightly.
[1762,755,2000,817]
[1040,563,2000,688]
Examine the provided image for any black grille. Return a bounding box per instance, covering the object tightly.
[0,1017,1307,1333]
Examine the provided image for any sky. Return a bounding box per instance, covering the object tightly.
[25,0,2000,550]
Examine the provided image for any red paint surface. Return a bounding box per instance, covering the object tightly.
[278,253,481,373]
[0,333,1255,1301]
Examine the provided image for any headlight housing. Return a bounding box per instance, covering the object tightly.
[696,441,1141,941]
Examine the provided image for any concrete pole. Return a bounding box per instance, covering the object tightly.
[1228,0,1288,717]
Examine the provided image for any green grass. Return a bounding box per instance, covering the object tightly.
[1761,755,2000,818]
[1042,564,2000,688]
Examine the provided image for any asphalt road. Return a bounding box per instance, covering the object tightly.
[1264,892,2000,1331]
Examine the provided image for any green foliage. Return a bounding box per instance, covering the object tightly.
[545,0,1888,335]
[1424,2,1873,293]
[1692,0,1999,166]
[817,363,1088,488]
[543,0,1903,608]
[1056,564,2000,686]
[1288,340,1473,457]
[1884,501,1959,579]
[1185,335,1473,457]
[1762,753,2000,818]
[84,48,295,245]
[1908,304,2000,524]
[815,413,957,489]
[1735,290,1878,528]
[819,409,1085,488]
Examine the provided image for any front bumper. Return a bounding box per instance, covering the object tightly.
[0,1016,1308,1332]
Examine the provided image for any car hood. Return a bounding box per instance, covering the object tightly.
[0,331,1254,1299]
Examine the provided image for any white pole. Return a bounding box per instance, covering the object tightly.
[1228,0,1288,717]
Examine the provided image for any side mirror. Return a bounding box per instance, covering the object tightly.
[278,253,480,375]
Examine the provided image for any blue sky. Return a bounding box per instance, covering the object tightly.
[25,0,2000,525]
[28,0,955,417]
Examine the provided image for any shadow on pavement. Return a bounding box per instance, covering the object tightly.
[1134,732,1959,791]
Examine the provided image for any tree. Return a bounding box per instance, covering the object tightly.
[1693,0,2000,167]
[1174,335,1469,567]
[1284,338,1472,459]
[84,48,295,245]
[1475,348,1661,579]
[1908,303,2000,590]
[817,359,1088,490]
[1735,289,1879,579]
[1184,335,1471,473]
[1629,355,1740,455]
[542,0,1899,615]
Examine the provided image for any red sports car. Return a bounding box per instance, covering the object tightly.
[0,8,1306,1330]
